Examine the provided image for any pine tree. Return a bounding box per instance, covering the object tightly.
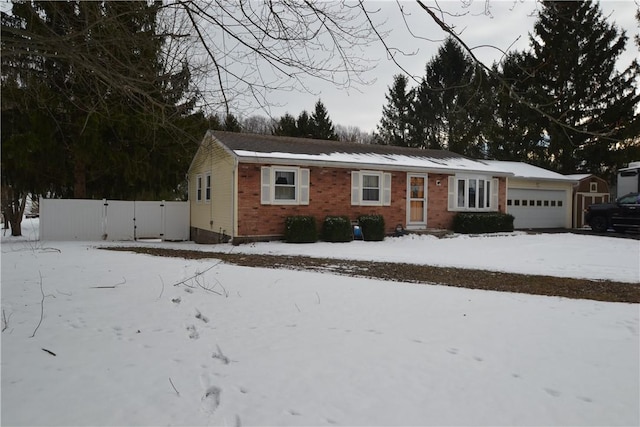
[376,74,414,146]
[272,113,298,136]
[484,52,550,163]
[412,37,487,154]
[1,1,202,207]
[524,0,639,176]
[310,100,338,140]
[296,111,312,138]
[223,113,242,132]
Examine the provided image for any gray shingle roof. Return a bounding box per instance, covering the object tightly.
[209,130,464,159]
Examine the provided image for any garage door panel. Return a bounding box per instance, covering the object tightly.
[507,189,567,229]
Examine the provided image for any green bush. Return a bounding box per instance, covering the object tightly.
[357,214,385,241]
[284,216,318,243]
[322,216,353,242]
[452,212,514,234]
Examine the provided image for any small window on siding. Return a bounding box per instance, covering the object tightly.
[205,173,212,202]
[590,182,597,192]
[196,174,203,203]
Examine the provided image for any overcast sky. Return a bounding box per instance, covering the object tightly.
[262,0,640,134]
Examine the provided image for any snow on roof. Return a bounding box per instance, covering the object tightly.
[233,150,511,174]
[210,131,511,175]
[482,160,578,182]
[564,174,593,181]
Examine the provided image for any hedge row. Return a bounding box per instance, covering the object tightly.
[285,212,514,243]
[452,212,514,234]
[284,214,386,243]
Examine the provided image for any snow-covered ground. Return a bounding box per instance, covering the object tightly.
[1,219,639,426]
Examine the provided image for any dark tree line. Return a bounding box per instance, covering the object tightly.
[272,100,339,140]
[1,2,209,235]
[377,1,640,180]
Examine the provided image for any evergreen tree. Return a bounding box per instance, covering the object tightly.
[484,52,550,163]
[523,0,639,175]
[412,37,487,154]
[1,1,202,208]
[376,74,414,146]
[296,111,313,138]
[310,100,338,140]
[223,113,242,132]
[272,113,298,136]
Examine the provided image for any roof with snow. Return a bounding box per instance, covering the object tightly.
[208,131,511,176]
[482,160,578,182]
[564,174,593,181]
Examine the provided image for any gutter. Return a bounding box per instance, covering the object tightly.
[234,155,513,177]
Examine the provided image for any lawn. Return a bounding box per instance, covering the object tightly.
[1,220,638,426]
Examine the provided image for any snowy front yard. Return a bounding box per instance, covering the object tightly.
[1,220,639,426]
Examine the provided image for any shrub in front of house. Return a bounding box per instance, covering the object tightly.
[452,212,514,234]
[284,215,318,243]
[321,216,353,243]
[357,214,385,241]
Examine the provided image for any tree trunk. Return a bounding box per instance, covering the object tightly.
[74,157,87,199]
[1,187,27,237]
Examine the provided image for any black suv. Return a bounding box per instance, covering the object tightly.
[585,193,640,233]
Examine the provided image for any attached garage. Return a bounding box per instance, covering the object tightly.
[506,188,567,228]
[483,161,577,229]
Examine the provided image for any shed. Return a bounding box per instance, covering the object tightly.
[565,174,610,228]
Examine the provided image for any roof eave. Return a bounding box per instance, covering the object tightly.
[235,154,512,177]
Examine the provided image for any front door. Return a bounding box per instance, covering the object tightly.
[407,174,427,229]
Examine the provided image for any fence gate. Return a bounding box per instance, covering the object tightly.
[39,198,189,241]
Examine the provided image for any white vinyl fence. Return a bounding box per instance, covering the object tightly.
[39,198,189,241]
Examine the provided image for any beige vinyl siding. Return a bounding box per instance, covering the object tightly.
[189,135,236,237]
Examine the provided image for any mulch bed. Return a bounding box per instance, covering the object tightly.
[103,246,640,304]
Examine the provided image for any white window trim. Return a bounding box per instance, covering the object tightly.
[204,172,212,203]
[351,170,392,206]
[195,174,203,203]
[447,175,498,212]
[261,166,309,206]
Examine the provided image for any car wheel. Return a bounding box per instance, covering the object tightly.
[590,216,608,233]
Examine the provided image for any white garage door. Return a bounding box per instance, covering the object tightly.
[507,189,567,229]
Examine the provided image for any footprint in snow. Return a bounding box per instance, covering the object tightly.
[202,386,222,413]
[195,310,209,323]
[447,348,459,355]
[544,388,561,397]
[186,324,199,339]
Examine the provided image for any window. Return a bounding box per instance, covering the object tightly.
[275,170,296,201]
[205,173,212,202]
[196,174,203,202]
[261,166,309,205]
[590,182,597,193]
[362,174,380,202]
[448,176,497,211]
[536,200,542,206]
[351,171,391,206]
[522,200,528,206]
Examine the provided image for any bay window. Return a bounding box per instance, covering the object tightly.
[448,175,498,211]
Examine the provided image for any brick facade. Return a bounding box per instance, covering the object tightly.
[237,164,406,238]
[235,164,507,238]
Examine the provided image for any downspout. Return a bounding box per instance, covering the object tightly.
[231,157,238,241]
